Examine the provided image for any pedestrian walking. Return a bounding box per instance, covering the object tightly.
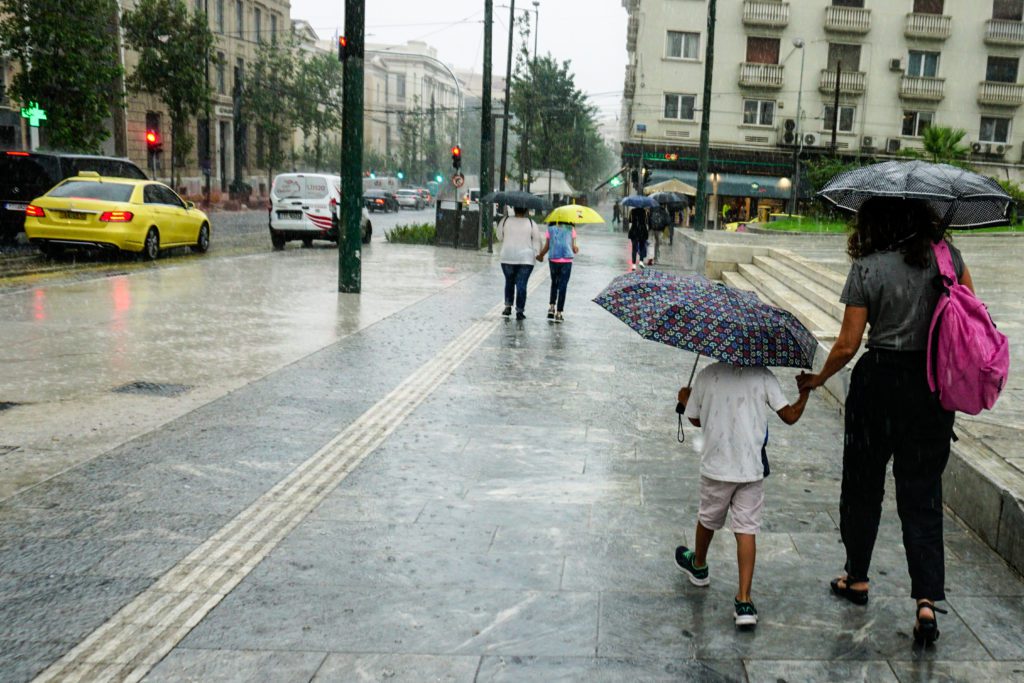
[612,201,621,227]
[536,221,579,323]
[496,206,543,320]
[675,363,811,628]
[797,196,976,645]
[627,207,649,270]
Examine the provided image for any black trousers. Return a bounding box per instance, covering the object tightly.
[841,349,954,600]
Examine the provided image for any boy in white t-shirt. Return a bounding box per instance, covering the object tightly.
[676,362,811,628]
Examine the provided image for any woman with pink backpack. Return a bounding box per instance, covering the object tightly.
[797,197,976,647]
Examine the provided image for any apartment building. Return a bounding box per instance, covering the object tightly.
[621,0,1024,208]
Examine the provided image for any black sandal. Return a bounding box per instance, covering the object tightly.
[830,576,869,605]
[913,601,948,646]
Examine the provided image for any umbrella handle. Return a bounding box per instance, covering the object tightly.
[686,354,701,388]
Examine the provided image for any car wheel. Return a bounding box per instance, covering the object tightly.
[302,237,313,248]
[191,223,210,253]
[270,230,286,250]
[142,228,159,261]
[362,223,372,244]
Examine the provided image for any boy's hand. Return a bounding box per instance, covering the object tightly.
[572,245,579,254]
[796,372,819,392]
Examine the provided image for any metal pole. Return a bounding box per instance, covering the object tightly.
[204,0,211,205]
[790,41,804,216]
[521,2,539,191]
[482,0,494,252]
[339,0,365,293]
[498,0,515,195]
[831,60,841,154]
[694,0,716,232]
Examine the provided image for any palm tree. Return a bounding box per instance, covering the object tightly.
[921,126,971,164]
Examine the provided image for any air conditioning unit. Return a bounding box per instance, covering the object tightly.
[862,135,875,149]
[889,58,904,72]
[803,132,821,147]
[972,142,984,153]
[995,144,1009,155]
[886,138,901,153]
[781,118,797,145]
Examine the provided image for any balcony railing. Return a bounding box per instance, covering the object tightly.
[985,19,1024,46]
[739,62,785,89]
[742,1,790,28]
[626,15,639,52]
[824,6,871,34]
[818,69,866,95]
[899,75,945,101]
[905,12,952,40]
[978,81,1024,107]
[624,65,636,98]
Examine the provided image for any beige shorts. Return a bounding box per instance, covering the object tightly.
[698,476,765,535]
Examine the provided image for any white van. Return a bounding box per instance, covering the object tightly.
[269,173,371,250]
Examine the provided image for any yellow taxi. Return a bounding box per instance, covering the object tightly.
[725,212,804,232]
[24,172,210,259]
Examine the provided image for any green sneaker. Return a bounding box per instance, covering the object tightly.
[674,545,709,586]
[734,598,758,628]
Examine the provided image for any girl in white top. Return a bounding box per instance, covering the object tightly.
[496,207,543,319]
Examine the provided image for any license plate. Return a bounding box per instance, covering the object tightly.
[60,211,88,220]
[277,210,302,220]
[4,202,27,211]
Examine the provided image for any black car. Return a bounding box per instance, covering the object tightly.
[0,151,148,243]
[363,189,399,213]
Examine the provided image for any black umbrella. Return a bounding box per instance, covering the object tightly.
[480,190,548,211]
[817,160,1012,229]
[650,191,689,207]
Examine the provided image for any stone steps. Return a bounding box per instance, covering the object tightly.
[732,262,841,341]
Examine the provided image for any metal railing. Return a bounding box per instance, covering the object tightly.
[818,69,866,95]
[624,65,636,98]
[985,19,1024,46]
[977,81,1024,106]
[626,15,639,51]
[824,5,871,33]
[739,62,785,89]
[899,75,945,101]
[742,0,790,28]
[905,12,952,39]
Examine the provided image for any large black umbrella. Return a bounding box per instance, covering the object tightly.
[817,160,1012,229]
[480,190,548,211]
[650,191,689,207]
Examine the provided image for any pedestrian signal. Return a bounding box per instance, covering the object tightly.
[451,145,462,170]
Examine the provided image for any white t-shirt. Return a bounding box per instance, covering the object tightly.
[497,216,542,265]
[683,363,789,483]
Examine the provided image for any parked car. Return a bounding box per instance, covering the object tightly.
[269,172,371,249]
[0,151,148,244]
[395,188,425,210]
[24,172,210,259]
[363,189,399,213]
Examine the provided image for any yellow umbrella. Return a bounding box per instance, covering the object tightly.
[544,205,605,224]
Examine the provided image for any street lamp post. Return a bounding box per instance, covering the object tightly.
[790,38,805,216]
[520,1,539,190]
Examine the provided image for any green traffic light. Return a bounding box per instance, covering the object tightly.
[435,174,443,183]
[397,171,405,180]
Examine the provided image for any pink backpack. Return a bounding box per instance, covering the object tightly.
[927,240,1010,414]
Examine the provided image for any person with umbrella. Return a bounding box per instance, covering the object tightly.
[621,195,658,270]
[799,164,1000,645]
[535,204,602,322]
[495,204,543,320]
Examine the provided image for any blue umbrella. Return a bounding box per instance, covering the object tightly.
[620,194,659,209]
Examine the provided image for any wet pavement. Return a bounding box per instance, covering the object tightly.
[1,223,1023,681]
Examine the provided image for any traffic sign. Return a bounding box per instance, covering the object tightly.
[452,173,465,188]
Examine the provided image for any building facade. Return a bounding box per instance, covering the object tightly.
[621,0,1024,212]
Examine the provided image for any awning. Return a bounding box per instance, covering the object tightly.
[646,170,794,200]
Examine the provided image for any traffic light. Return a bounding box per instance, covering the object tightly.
[435,174,443,183]
[397,171,405,180]
[451,145,462,170]
[145,130,162,154]
[338,36,348,62]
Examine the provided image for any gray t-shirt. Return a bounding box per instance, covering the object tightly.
[840,243,965,351]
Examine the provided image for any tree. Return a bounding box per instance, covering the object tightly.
[0,0,123,152]
[122,0,216,189]
[294,52,343,172]
[899,125,972,168]
[243,37,298,185]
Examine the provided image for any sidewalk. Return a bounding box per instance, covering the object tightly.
[2,231,1023,682]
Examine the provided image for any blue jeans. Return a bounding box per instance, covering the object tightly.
[548,261,572,311]
[501,263,534,312]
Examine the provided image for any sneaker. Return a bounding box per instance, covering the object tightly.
[630,264,636,272]
[547,306,555,320]
[734,599,758,628]
[554,312,564,323]
[502,306,512,317]
[516,311,526,320]
[636,261,645,270]
[674,546,710,586]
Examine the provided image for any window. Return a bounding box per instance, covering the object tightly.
[155,185,185,208]
[832,0,865,6]
[827,43,862,71]
[987,56,1019,82]
[664,93,695,120]
[907,51,940,77]
[254,7,261,42]
[994,0,1024,21]
[743,99,775,126]
[823,105,855,132]
[396,74,406,99]
[270,14,277,43]
[234,58,244,94]
[745,37,780,64]
[666,31,699,60]
[216,53,226,94]
[215,0,224,33]
[235,0,243,38]
[980,116,1011,142]
[913,0,944,13]
[902,110,934,136]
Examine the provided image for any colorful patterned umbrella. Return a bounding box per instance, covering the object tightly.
[594,273,817,368]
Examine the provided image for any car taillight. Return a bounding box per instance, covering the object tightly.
[25,204,45,217]
[376,199,384,204]
[99,211,134,222]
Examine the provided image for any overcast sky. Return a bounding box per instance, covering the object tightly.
[289,0,628,119]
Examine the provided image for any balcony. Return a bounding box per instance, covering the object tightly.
[742,1,790,28]
[978,81,1024,107]
[818,68,866,95]
[899,75,945,101]
[624,65,636,98]
[824,6,871,34]
[905,13,952,40]
[985,19,1024,46]
[626,15,639,52]
[739,62,785,89]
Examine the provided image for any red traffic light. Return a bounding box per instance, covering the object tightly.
[145,130,159,146]
[338,36,348,61]
[451,146,461,158]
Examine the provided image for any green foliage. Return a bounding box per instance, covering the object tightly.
[294,53,343,171]
[805,157,866,194]
[243,37,298,181]
[122,0,215,187]
[756,218,849,234]
[0,0,123,152]
[998,179,1024,224]
[385,222,436,244]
